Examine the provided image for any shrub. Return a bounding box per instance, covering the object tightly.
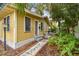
[59,34,76,56]
[48,32,78,56]
[48,36,58,45]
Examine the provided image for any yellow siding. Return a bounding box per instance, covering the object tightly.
[0,12,14,42]
[6,12,14,42]
[17,13,36,42]
[0,20,3,39]
[17,12,48,42]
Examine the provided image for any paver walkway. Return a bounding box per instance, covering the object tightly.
[20,39,48,56]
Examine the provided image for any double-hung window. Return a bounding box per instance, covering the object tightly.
[6,16,10,31]
[25,17,31,32]
[40,22,43,31]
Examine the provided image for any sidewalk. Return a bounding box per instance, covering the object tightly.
[20,39,48,56]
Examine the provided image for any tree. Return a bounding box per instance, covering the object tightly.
[62,4,79,35]
[50,4,79,35]
[50,4,65,33]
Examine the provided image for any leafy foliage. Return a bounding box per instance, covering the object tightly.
[50,4,79,34]
[48,32,78,56]
[48,36,58,45]
[15,3,26,14]
[58,34,76,56]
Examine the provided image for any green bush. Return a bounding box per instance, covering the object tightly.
[48,36,58,45]
[59,34,76,56]
[48,33,78,56]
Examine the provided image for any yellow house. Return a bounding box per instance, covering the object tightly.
[0,4,48,49]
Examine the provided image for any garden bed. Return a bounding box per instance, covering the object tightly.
[0,40,37,56]
[36,44,79,56]
[36,44,59,56]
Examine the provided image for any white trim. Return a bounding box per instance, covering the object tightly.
[15,38,35,49]
[13,10,17,49]
[24,16,25,32]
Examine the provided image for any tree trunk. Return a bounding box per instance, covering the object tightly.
[72,27,75,36]
[66,27,70,33]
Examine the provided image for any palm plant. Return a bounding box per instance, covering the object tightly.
[14,3,26,15]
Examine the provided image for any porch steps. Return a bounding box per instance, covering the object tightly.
[20,39,48,56]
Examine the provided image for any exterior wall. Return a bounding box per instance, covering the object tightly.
[44,22,48,32]
[6,12,14,42]
[0,11,16,49]
[17,13,37,42]
[0,9,48,49]
[0,20,3,39]
[17,12,49,42]
[39,21,44,36]
[39,21,48,36]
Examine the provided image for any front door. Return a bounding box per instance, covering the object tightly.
[35,21,39,36]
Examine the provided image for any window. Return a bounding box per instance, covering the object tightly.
[4,16,10,31]
[4,18,6,25]
[25,17,31,32]
[7,16,10,31]
[40,22,43,31]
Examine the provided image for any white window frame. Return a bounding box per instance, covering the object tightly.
[24,16,31,32]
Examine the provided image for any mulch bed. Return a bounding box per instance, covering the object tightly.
[0,40,37,56]
[36,44,59,56]
[36,44,79,56]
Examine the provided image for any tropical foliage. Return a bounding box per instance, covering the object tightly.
[48,32,79,56]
